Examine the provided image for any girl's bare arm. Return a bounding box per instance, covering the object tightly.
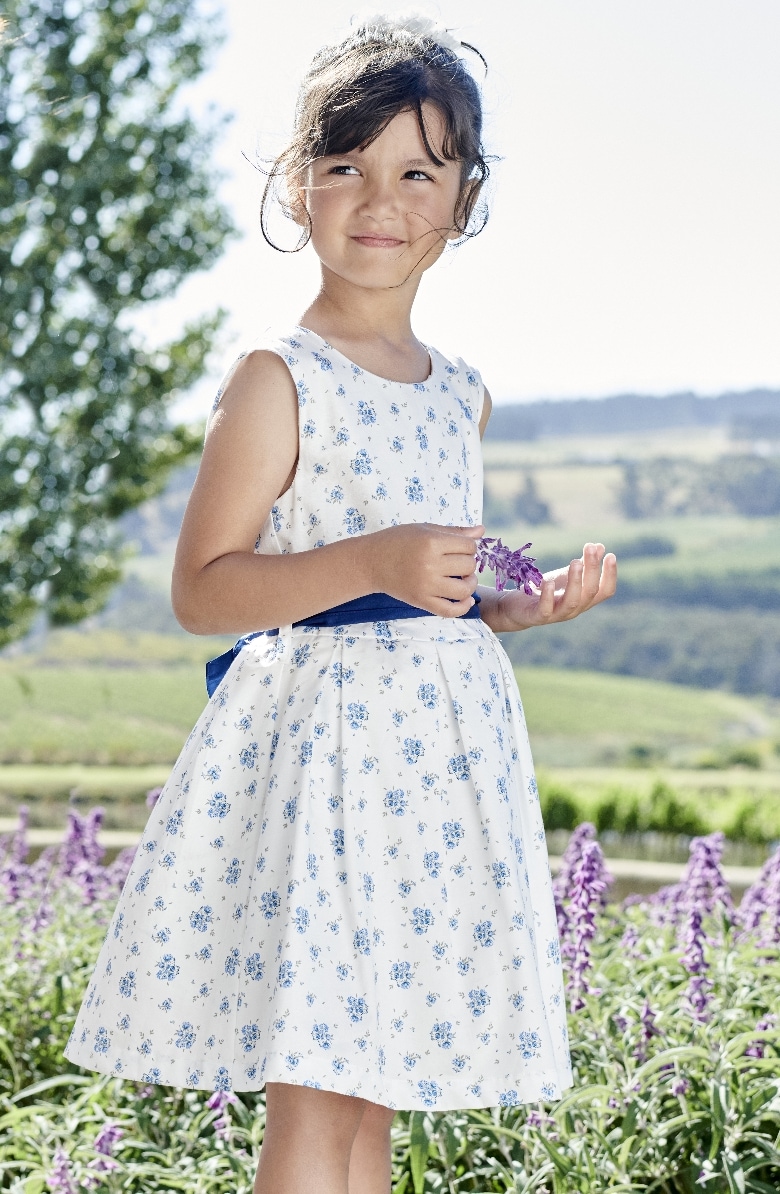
[171,352,482,635]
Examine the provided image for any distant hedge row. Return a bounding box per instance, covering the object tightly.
[502,601,780,696]
[539,775,780,845]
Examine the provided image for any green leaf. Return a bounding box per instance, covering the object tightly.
[409,1111,430,1194]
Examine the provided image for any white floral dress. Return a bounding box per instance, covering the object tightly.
[65,327,573,1111]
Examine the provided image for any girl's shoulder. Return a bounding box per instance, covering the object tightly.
[428,344,486,426]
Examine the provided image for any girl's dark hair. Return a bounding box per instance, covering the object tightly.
[261,20,490,251]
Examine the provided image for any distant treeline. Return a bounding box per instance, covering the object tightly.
[619,456,780,518]
[501,602,780,697]
[485,390,780,441]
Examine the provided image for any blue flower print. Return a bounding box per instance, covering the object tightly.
[156,954,179,982]
[492,861,510,889]
[344,508,366,535]
[398,879,413,897]
[279,960,295,988]
[353,928,371,955]
[118,972,135,998]
[189,906,213,933]
[373,483,388,499]
[330,663,354,688]
[511,993,525,1010]
[430,1021,454,1049]
[346,996,367,1023]
[402,738,424,764]
[92,1026,109,1054]
[327,486,344,503]
[405,476,424,503]
[213,1066,232,1091]
[411,907,433,935]
[334,427,350,445]
[351,448,373,474]
[312,1022,333,1049]
[423,851,441,879]
[448,754,471,781]
[383,789,407,816]
[244,953,264,981]
[224,948,240,976]
[175,1022,196,1050]
[239,743,258,769]
[270,505,282,532]
[346,702,368,729]
[300,741,313,766]
[474,920,496,948]
[293,906,310,933]
[421,773,436,790]
[240,1023,260,1053]
[391,961,412,989]
[417,1080,441,1107]
[518,1031,542,1059]
[356,399,376,424]
[260,890,281,920]
[332,829,346,856]
[224,858,241,885]
[415,426,428,449]
[134,869,151,894]
[441,821,464,849]
[499,1090,519,1107]
[417,683,438,709]
[207,792,230,820]
[467,988,490,1017]
[547,939,561,965]
[312,351,332,371]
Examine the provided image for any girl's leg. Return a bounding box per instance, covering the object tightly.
[348,1100,396,1194]
[254,1082,368,1194]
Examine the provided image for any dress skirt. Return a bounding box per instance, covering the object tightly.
[65,616,572,1111]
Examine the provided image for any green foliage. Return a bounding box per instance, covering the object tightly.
[0,0,235,646]
[618,456,780,520]
[538,775,780,846]
[505,603,780,696]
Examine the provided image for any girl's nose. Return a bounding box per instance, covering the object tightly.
[358,179,400,222]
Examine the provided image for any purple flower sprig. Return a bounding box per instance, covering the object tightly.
[475,537,544,595]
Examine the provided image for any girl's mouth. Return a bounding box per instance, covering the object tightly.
[351,235,404,248]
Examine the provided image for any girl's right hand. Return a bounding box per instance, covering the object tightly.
[366,523,485,618]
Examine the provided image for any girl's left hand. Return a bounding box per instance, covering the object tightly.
[488,542,617,633]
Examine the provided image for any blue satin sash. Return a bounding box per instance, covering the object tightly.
[205,591,482,697]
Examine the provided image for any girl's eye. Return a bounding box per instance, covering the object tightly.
[329,165,360,175]
[404,170,433,182]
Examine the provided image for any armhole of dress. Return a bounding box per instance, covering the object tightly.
[476,377,486,425]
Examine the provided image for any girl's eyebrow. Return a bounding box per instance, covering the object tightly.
[320,151,446,170]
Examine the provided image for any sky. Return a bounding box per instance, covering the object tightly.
[144,0,780,416]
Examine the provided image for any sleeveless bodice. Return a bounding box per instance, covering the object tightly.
[253,327,484,555]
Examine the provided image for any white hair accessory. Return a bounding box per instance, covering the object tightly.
[351,10,464,56]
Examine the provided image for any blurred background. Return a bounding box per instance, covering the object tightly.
[2,0,780,889]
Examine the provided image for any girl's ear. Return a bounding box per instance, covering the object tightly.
[452,177,482,239]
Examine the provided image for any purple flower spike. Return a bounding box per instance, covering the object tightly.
[565,839,613,1012]
[739,846,780,945]
[475,537,544,595]
[146,786,163,810]
[634,1000,661,1063]
[46,1146,78,1194]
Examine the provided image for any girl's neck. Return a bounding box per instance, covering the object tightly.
[299,269,430,385]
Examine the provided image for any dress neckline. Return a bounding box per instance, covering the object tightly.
[293,325,435,388]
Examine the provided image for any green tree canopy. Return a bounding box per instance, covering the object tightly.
[0,0,235,646]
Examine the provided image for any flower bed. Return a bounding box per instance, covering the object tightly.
[1,809,778,1192]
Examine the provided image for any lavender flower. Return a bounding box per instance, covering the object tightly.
[475,537,544,595]
[634,1000,661,1064]
[745,1014,776,1059]
[553,822,597,940]
[146,786,163,810]
[88,1122,123,1173]
[671,1076,690,1097]
[46,1146,78,1194]
[683,832,734,924]
[681,906,711,1020]
[565,839,613,1013]
[207,1089,238,1140]
[739,846,780,945]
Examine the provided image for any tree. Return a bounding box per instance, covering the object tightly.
[0,0,234,646]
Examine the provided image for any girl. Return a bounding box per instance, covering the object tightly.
[66,13,616,1193]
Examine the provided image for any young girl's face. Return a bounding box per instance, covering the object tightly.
[302,102,464,291]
